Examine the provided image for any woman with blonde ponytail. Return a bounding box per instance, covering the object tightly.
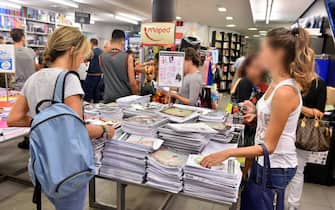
[7,26,115,210]
[200,27,317,210]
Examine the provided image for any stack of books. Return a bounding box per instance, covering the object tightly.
[122,115,168,137]
[99,134,164,184]
[183,155,242,204]
[158,104,206,123]
[92,139,107,174]
[157,123,217,154]
[123,102,167,117]
[116,95,150,108]
[199,111,227,123]
[146,148,188,193]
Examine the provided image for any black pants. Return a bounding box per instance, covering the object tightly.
[84,75,102,103]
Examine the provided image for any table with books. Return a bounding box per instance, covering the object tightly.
[86,96,245,210]
[0,93,31,186]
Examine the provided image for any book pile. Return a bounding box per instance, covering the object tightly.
[92,138,107,174]
[183,155,242,204]
[158,105,203,123]
[122,115,168,137]
[146,148,188,193]
[123,102,167,117]
[199,111,227,123]
[157,123,217,154]
[203,122,237,143]
[116,95,151,108]
[100,134,164,184]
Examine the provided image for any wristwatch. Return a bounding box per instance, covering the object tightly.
[100,125,108,139]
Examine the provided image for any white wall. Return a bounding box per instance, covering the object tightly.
[82,22,137,48]
[302,0,327,18]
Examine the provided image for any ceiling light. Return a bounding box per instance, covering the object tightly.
[259,30,267,34]
[0,1,21,9]
[117,12,143,21]
[48,0,78,8]
[8,0,25,4]
[218,7,227,12]
[248,27,258,31]
[176,16,182,20]
[245,36,249,39]
[226,16,233,20]
[265,0,274,24]
[253,34,260,38]
[115,15,138,25]
[226,24,236,27]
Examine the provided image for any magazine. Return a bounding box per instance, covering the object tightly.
[126,135,164,150]
[167,123,218,134]
[151,147,188,167]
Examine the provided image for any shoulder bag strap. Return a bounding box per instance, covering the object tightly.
[259,143,272,190]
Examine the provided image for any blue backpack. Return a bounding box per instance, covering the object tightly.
[29,71,95,208]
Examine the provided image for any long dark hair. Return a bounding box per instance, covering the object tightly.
[237,54,258,78]
[266,27,315,91]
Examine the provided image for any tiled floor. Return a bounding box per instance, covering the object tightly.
[1,138,335,210]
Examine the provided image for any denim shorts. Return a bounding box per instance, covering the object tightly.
[249,161,297,190]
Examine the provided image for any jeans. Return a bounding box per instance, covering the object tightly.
[48,185,87,210]
[249,161,297,190]
[286,149,310,208]
[84,75,102,103]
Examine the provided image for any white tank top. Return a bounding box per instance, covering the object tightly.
[255,79,302,168]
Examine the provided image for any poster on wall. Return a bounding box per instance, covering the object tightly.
[0,45,15,73]
[140,22,176,46]
[158,51,185,88]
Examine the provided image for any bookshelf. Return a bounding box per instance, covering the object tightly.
[211,31,245,92]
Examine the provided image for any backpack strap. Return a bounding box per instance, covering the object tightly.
[53,71,80,103]
[32,178,42,210]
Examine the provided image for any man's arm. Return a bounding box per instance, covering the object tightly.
[127,54,139,94]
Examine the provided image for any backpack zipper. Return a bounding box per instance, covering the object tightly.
[273,191,278,210]
[55,169,92,193]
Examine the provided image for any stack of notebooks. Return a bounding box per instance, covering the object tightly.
[146,148,188,193]
[203,122,236,143]
[183,155,242,204]
[123,102,167,117]
[157,123,217,154]
[122,115,168,137]
[100,134,164,184]
[158,104,206,123]
[116,95,151,108]
[92,139,107,174]
[199,111,227,123]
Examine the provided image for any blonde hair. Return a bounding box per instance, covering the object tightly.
[43,26,90,68]
[266,27,316,91]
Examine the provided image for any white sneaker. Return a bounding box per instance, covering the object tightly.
[288,207,298,210]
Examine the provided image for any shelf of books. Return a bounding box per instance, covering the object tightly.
[0,6,81,48]
[211,31,245,93]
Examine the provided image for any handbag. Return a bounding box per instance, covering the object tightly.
[296,116,332,152]
[240,144,284,210]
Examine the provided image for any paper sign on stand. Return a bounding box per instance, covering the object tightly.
[0,44,16,102]
[158,51,185,104]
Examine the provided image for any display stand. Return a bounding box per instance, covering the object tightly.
[89,176,238,210]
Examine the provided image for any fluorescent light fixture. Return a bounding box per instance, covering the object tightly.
[253,34,260,38]
[48,0,78,8]
[226,16,233,20]
[259,30,267,34]
[0,1,21,9]
[115,15,138,25]
[226,24,236,27]
[117,12,143,21]
[265,0,274,24]
[176,16,182,20]
[248,27,258,31]
[218,7,227,12]
[245,36,249,39]
[8,0,25,4]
